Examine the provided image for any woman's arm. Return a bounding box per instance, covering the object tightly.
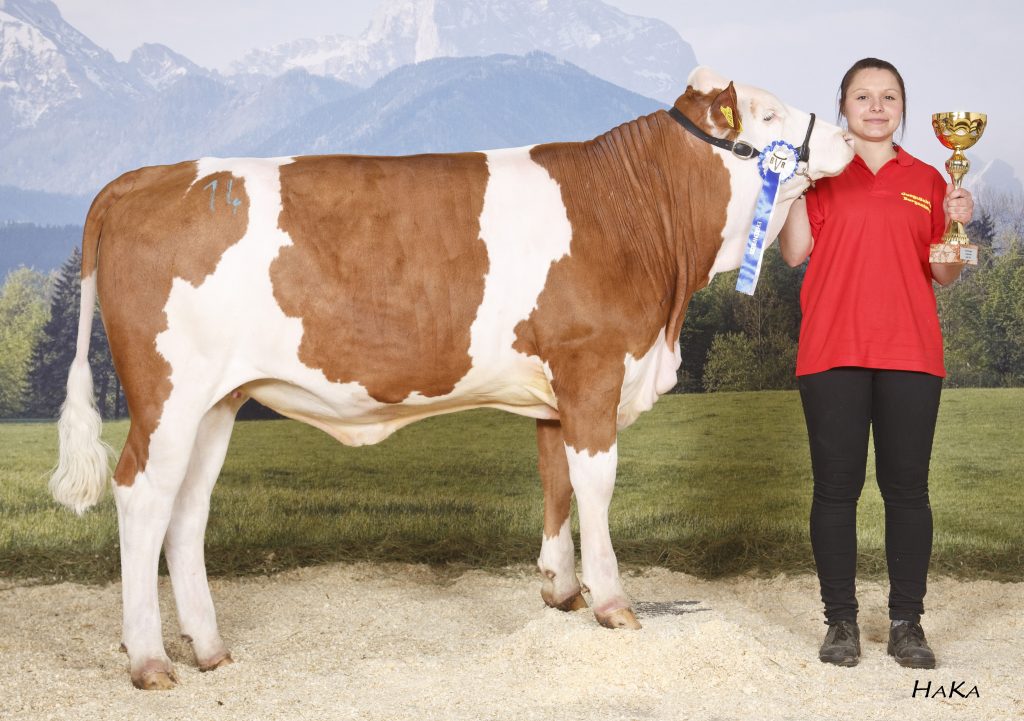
[929,184,975,286]
[778,196,814,267]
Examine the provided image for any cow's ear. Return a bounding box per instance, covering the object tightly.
[709,81,742,137]
[688,65,728,93]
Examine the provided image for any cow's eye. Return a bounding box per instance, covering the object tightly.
[762,111,776,122]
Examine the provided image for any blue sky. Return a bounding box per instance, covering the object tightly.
[53,0,1015,180]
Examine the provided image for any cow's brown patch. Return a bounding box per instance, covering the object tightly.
[516,89,734,453]
[90,162,250,486]
[537,419,572,538]
[271,153,490,404]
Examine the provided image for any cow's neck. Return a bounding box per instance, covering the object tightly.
[651,112,735,343]
[535,112,733,347]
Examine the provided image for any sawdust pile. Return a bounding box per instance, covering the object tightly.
[1,564,1019,720]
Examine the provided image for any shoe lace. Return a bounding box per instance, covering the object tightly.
[906,623,926,643]
[832,621,854,641]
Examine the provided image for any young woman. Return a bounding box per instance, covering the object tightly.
[778,58,974,669]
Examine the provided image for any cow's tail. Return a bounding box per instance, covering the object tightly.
[50,178,129,514]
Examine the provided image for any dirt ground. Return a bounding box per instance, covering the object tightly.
[0,563,1020,721]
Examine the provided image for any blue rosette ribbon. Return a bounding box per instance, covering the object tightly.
[735,140,799,295]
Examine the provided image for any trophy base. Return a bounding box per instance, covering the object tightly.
[930,243,978,265]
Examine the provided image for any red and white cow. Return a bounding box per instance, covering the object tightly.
[51,66,853,689]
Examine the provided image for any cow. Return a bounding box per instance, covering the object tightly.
[50,66,853,689]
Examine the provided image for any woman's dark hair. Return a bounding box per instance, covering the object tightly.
[838,57,907,138]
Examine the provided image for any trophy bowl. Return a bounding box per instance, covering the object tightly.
[932,112,987,152]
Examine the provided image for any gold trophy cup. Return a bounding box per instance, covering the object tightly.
[930,111,987,265]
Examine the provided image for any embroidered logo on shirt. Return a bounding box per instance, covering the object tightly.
[901,192,932,213]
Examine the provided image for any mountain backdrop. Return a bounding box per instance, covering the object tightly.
[234,0,696,104]
[0,0,684,205]
[0,0,1020,255]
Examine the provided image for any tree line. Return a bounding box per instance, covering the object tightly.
[1,206,1021,419]
[681,209,1024,391]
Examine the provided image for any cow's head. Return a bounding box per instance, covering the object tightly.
[673,66,854,274]
[681,66,854,195]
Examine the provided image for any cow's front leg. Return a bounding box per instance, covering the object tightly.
[564,439,639,629]
[536,419,587,611]
[554,373,640,630]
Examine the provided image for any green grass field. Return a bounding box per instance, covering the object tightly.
[1,389,1021,585]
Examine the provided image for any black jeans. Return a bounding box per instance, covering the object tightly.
[798,367,942,625]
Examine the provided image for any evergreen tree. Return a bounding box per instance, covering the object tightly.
[702,332,758,392]
[25,248,125,418]
[25,249,82,417]
[965,211,997,270]
[979,248,1024,384]
[0,268,51,417]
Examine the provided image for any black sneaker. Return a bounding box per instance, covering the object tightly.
[819,620,860,667]
[888,621,936,669]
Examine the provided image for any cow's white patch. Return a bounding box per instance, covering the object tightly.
[155,157,303,436]
[708,149,763,278]
[537,517,578,603]
[444,146,573,409]
[619,337,681,429]
[564,442,629,614]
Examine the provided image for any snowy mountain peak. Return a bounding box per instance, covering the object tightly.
[233,0,696,103]
[1,2,79,125]
[129,43,214,90]
[1,0,147,126]
[367,0,445,62]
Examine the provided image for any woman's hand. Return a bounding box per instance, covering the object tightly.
[943,184,974,225]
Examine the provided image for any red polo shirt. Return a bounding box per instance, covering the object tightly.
[797,145,947,377]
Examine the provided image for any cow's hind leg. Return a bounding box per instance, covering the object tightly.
[114,398,208,690]
[164,394,245,672]
[536,419,587,611]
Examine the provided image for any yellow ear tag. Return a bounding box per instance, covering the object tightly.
[720,106,741,132]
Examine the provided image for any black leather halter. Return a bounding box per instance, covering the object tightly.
[668,105,816,168]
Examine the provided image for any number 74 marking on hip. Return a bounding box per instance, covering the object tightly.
[202,178,243,215]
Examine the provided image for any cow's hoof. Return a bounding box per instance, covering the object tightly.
[131,665,178,691]
[541,587,589,611]
[198,652,233,672]
[596,607,642,630]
